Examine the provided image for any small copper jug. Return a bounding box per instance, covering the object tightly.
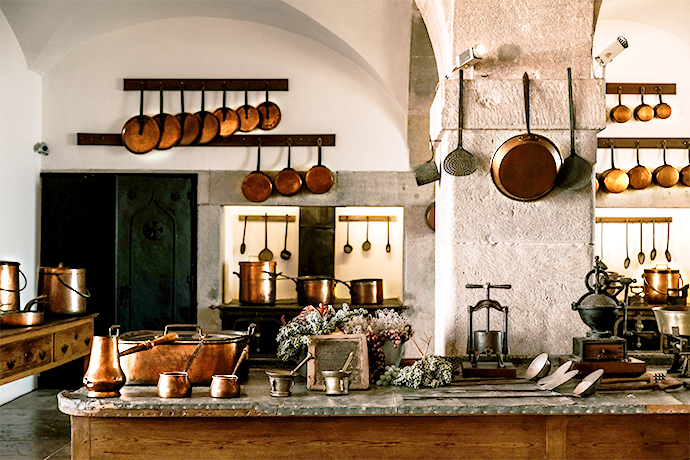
[83,325,126,397]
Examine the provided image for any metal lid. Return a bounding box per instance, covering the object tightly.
[39,265,85,274]
[644,266,679,274]
[0,261,19,266]
[118,329,248,344]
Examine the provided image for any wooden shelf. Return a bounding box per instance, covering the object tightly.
[338,216,398,222]
[124,79,288,91]
[77,133,336,147]
[595,217,672,224]
[239,215,296,223]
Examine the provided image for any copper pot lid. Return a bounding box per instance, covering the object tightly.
[119,329,249,344]
[39,264,85,274]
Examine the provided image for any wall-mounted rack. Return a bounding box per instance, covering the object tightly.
[338,216,398,222]
[595,217,672,224]
[78,133,336,147]
[124,79,288,91]
[605,83,676,95]
[238,215,296,223]
[597,138,690,149]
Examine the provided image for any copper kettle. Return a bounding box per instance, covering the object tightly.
[83,325,126,398]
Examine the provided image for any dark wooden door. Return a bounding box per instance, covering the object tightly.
[115,175,196,331]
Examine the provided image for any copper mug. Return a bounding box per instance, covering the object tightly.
[157,372,192,398]
[83,326,126,398]
[210,374,240,398]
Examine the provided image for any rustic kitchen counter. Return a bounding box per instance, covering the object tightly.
[58,369,690,459]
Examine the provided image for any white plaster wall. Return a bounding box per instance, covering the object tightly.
[0,10,42,405]
[40,16,410,173]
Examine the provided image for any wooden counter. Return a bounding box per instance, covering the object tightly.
[0,314,96,386]
[58,368,690,459]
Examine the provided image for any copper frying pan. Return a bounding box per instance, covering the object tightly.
[491,73,562,201]
[680,142,690,186]
[653,140,679,188]
[121,87,161,154]
[195,84,220,144]
[236,88,260,132]
[153,86,181,150]
[274,139,302,196]
[256,89,282,130]
[305,138,334,194]
[627,141,652,190]
[175,86,201,146]
[600,144,629,193]
[213,83,240,137]
[241,140,273,202]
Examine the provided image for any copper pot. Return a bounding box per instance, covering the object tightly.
[83,326,126,398]
[157,372,191,398]
[643,265,683,304]
[210,374,240,398]
[0,261,26,311]
[633,87,654,122]
[344,279,383,305]
[654,141,679,188]
[628,142,652,190]
[295,276,338,306]
[38,263,90,315]
[234,261,276,305]
[600,144,629,193]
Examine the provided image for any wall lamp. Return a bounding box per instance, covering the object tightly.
[454,45,486,69]
[594,36,628,78]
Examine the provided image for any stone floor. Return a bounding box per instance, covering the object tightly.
[0,389,70,460]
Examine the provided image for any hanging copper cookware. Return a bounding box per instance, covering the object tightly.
[236,88,260,132]
[654,87,672,120]
[653,141,679,188]
[213,83,240,137]
[195,84,220,144]
[153,85,182,150]
[305,138,334,194]
[256,89,282,131]
[491,73,562,201]
[274,139,302,196]
[633,87,654,122]
[241,140,273,202]
[680,142,690,187]
[121,87,161,154]
[609,87,631,123]
[600,144,629,193]
[175,86,201,146]
[627,141,652,190]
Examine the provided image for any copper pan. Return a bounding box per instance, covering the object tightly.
[256,89,282,131]
[628,141,652,190]
[653,87,672,120]
[600,144,629,193]
[274,139,302,196]
[680,142,690,187]
[195,84,220,144]
[491,73,562,201]
[213,83,240,137]
[609,87,631,123]
[241,141,273,202]
[653,141,679,188]
[153,86,181,150]
[175,87,201,146]
[305,138,334,194]
[121,88,161,154]
[236,88,260,132]
[633,87,654,122]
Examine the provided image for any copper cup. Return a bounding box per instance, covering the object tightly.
[210,374,240,398]
[157,372,191,398]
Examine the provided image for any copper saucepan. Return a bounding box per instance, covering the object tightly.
[241,141,273,202]
[274,139,302,196]
[256,89,281,131]
[236,88,260,132]
[213,83,240,137]
[654,87,672,120]
[304,138,334,194]
[680,142,690,187]
[609,86,631,124]
[633,87,654,122]
[627,141,652,190]
[491,73,562,201]
[175,87,201,146]
[121,87,161,154]
[195,84,220,144]
[600,144,629,193]
[653,141,679,188]
[153,85,181,150]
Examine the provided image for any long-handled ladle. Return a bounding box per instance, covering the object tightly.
[624,220,631,268]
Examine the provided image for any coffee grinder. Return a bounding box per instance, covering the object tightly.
[463,283,517,378]
[568,257,646,376]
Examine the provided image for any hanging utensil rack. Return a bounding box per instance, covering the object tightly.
[605,83,676,95]
[595,217,672,224]
[78,133,335,147]
[238,215,296,223]
[338,216,397,222]
[124,79,288,91]
[597,138,689,149]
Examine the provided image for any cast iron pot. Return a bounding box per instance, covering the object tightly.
[342,279,383,305]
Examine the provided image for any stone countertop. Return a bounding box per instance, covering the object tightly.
[58,369,690,418]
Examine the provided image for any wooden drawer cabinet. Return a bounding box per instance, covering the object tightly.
[0,314,97,386]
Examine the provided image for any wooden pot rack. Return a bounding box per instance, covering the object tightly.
[597,138,690,149]
[595,217,672,224]
[238,215,296,223]
[338,216,398,222]
[78,133,336,147]
[605,83,676,95]
[123,78,288,91]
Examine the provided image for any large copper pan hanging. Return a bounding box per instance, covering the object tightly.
[304,138,334,194]
[256,89,282,131]
[600,144,629,193]
[121,87,161,154]
[153,86,181,150]
[175,86,201,146]
[213,83,240,137]
[195,84,220,144]
[627,141,652,190]
[236,88,260,132]
[491,73,562,201]
[653,140,679,188]
[241,140,273,202]
[680,142,690,187]
[274,139,302,196]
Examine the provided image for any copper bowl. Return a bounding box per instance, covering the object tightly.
[210,374,240,398]
[157,372,191,398]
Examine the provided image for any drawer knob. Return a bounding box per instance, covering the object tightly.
[39,351,47,360]
[74,333,79,340]
[85,337,91,346]
[7,360,15,370]
[24,351,33,361]
[61,345,68,354]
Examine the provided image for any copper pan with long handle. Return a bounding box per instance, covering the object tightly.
[241,141,273,202]
[153,85,181,150]
[213,83,240,137]
[627,141,652,190]
[121,87,161,154]
[195,84,220,144]
[600,144,629,193]
[491,73,562,201]
[175,86,201,146]
[256,89,282,131]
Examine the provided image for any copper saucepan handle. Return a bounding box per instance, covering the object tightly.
[119,332,179,357]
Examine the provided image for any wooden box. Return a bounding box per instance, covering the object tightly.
[307,334,369,390]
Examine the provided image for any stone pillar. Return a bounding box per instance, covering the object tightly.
[422,0,604,356]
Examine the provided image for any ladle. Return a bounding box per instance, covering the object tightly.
[344,216,353,254]
[259,213,273,261]
[385,217,391,253]
[557,67,592,190]
[665,221,672,262]
[637,222,645,264]
[340,351,355,373]
[240,215,247,254]
[280,214,291,260]
[650,222,657,260]
[362,217,371,251]
[624,220,631,268]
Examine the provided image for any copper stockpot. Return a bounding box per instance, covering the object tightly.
[343,279,384,305]
[643,265,683,304]
[0,261,25,311]
[234,261,276,305]
[38,264,90,315]
[274,274,343,306]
